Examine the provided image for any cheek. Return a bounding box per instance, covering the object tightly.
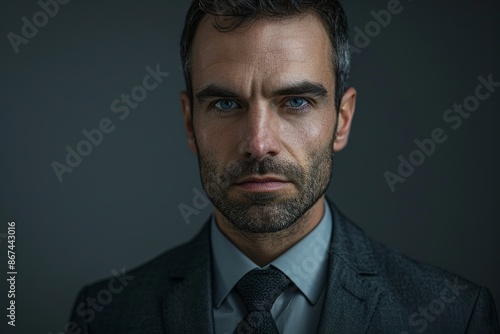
[194,119,235,158]
[281,111,335,152]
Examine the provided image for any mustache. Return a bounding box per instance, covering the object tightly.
[220,157,303,185]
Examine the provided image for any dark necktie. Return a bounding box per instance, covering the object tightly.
[234,267,292,334]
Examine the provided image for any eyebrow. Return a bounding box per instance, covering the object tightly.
[195,81,329,104]
[195,85,239,104]
[273,81,328,99]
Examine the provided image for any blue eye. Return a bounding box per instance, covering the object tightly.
[287,98,308,108]
[214,99,238,110]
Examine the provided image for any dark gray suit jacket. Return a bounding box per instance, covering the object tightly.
[67,201,499,333]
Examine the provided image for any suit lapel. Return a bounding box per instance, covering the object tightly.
[317,201,382,333]
[162,222,215,333]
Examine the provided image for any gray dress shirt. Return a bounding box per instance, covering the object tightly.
[210,199,333,334]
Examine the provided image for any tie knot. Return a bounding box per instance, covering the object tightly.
[236,268,291,312]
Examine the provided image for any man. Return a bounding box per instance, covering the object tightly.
[67,0,499,333]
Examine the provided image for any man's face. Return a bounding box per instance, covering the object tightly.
[182,14,351,233]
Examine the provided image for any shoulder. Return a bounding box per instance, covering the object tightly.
[331,203,479,296]
[67,223,211,332]
[332,205,499,332]
[89,222,209,288]
[371,237,498,332]
[371,235,478,304]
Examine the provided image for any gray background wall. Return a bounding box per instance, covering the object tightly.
[0,0,499,332]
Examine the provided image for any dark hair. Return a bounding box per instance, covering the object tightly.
[180,0,351,112]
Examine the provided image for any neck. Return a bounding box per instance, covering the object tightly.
[214,196,325,267]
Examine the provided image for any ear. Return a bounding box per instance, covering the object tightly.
[180,91,197,153]
[333,87,357,153]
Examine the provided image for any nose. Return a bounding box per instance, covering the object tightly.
[238,103,281,161]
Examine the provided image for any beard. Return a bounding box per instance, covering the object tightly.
[197,142,334,234]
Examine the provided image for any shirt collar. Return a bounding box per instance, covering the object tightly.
[210,198,332,308]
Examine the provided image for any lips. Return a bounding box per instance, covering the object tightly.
[236,176,289,184]
[234,175,291,192]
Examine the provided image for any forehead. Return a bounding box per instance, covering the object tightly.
[190,13,333,93]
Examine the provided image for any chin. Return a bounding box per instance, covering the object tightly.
[224,202,303,234]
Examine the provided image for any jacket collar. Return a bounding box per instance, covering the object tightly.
[317,200,382,333]
[161,222,214,333]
